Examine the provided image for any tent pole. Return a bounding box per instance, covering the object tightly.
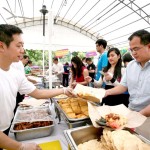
[48,9,53,89]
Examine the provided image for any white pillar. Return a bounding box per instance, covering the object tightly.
[42,36,46,76]
[48,9,53,89]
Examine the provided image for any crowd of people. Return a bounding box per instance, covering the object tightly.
[0,23,150,150]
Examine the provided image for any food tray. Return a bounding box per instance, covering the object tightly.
[54,99,89,122]
[10,106,54,141]
[64,125,150,150]
[14,106,51,122]
[10,121,54,141]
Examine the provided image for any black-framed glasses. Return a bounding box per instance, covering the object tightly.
[129,46,145,53]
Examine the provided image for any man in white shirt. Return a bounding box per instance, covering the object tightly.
[52,57,64,83]
[0,24,73,150]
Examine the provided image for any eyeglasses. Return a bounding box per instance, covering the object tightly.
[129,46,145,53]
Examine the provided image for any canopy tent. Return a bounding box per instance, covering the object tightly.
[0,0,150,89]
[0,0,150,49]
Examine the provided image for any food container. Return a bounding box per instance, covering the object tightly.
[10,121,54,141]
[10,106,54,141]
[64,125,150,150]
[53,98,91,128]
[14,106,51,122]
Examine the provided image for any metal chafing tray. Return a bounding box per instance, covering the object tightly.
[10,106,54,141]
[64,125,150,150]
[52,98,92,128]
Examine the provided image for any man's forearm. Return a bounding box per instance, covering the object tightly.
[0,131,21,150]
[140,105,150,117]
[105,85,127,97]
[29,88,64,99]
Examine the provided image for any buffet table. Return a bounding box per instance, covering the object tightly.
[8,98,150,150]
[9,103,69,149]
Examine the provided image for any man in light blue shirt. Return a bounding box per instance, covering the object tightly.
[95,39,108,80]
[105,29,150,117]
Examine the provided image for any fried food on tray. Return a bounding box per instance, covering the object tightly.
[58,97,89,119]
[67,112,76,118]
[63,107,73,113]
[53,94,68,99]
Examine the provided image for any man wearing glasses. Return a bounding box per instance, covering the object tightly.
[105,29,150,117]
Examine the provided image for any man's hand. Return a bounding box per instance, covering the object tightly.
[104,72,113,81]
[85,76,92,83]
[19,143,41,150]
[63,87,76,97]
[71,81,77,87]
[104,89,110,98]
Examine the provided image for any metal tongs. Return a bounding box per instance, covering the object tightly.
[79,97,100,106]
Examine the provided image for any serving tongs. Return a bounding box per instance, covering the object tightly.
[79,97,100,106]
[95,117,107,126]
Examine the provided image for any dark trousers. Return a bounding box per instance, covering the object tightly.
[101,85,129,107]
[63,74,69,87]
[14,92,25,114]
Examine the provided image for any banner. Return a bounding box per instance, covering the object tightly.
[55,49,69,57]
[86,51,97,57]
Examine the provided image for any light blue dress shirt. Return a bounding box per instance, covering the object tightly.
[121,60,150,111]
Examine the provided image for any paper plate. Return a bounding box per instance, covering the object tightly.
[38,140,62,150]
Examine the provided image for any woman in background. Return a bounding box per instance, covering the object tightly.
[122,52,134,67]
[86,48,129,107]
[24,60,32,75]
[69,56,89,88]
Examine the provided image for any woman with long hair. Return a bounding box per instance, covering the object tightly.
[86,48,129,106]
[69,56,89,88]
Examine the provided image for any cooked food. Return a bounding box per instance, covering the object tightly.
[78,139,103,150]
[105,113,127,129]
[57,97,89,119]
[67,112,76,118]
[14,121,53,130]
[53,94,68,99]
[78,128,150,150]
[16,109,50,121]
[96,113,127,129]
[73,84,105,103]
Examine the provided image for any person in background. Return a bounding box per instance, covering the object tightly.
[122,52,134,67]
[24,60,33,75]
[95,39,108,81]
[82,57,87,67]
[52,57,64,83]
[86,57,96,87]
[69,56,89,88]
[12,55,36,114]
[85,48,129,107]
[0,24,74,150]
[21,54,29,67]
[105,29,150,117]
[63,62,70,87]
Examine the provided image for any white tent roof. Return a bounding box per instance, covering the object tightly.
[0,0,150,49]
